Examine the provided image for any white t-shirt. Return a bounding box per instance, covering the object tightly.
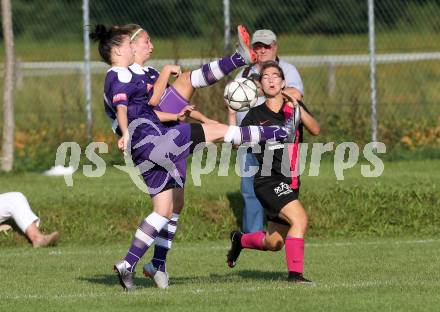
[235,59,304,126]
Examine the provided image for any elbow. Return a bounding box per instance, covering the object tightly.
[149,99,159,106]
[310,124,320,136]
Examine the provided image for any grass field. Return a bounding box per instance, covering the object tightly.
[2,238,440,311]
[0,160,439,246]
[0,158,439,310]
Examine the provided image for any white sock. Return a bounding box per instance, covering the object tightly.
[190,61,225,88]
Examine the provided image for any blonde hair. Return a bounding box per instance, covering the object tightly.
[120,24,146,41]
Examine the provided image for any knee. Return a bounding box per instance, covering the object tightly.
[179,71,191,81]
[295,214,308,234]
[265,237,284,251]
[5,192,27,205]
[173,201,184,214]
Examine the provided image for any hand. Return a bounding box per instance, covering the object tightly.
[177,105,195,121]
[164,64,182,77]
[118,131,129,153]
[281,90,298,108]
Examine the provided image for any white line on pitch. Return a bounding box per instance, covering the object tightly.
[1,238,439,258]
[1,279,440,301]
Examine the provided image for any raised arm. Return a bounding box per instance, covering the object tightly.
[149,64,182,106]
[282,91,320,136]
[298,102,320,136]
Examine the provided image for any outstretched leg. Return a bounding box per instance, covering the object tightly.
[0,192,59,248]
[201,123,290,145]
[173,25,256,100]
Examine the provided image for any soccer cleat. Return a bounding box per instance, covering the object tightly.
[236,25,257,64]
[283,104,301,143]
[287,271,314,285]
[32,231,59,248]
[114,260,135,291]
[143,262,169,289]
[226,231,243,268]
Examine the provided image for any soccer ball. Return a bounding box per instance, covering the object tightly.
[224,78,258,112]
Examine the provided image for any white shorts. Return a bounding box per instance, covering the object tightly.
[0,192,39,233]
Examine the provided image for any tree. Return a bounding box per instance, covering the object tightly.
[1,0,15,172]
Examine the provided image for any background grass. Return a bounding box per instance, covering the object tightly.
[0,159,438,247]
[0,31,439,170]
[1,31,439,62]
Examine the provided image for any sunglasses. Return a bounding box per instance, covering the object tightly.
[253,43,275,50]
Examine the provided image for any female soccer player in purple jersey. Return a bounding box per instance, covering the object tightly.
[125,24,218,125]
[125,23,223,287]
[90,25,297,291]
[226,61,320,284]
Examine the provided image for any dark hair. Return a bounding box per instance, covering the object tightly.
[259,61,285,81]
[89,24,131,65]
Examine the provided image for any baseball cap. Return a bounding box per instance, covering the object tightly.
[251,29,277,45]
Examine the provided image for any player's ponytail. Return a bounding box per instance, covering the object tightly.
[89,24,110,42]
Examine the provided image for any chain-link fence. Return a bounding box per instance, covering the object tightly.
[1,0,439,170]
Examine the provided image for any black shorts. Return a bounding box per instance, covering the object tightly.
[190,123,206,153]
[254,176,299,225]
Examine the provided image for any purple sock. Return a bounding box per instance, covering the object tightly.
[190,52,247,88]
[257,125,287,143]
[123,212,169,272]
[152,213,179,272]
[218,52,247,74]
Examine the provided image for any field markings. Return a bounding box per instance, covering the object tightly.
[1,238,440,259]
[2,279,440,301]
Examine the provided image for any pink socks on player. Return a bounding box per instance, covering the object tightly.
[285,236,304,273]
[241,231,266,250]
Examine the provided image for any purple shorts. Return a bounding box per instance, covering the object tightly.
[156,85,188,114]
[131,122,192,197]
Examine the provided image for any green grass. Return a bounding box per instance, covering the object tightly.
[1,30,439,171]
[4,58,440,171]
[1,237,440,311]
[0,160,439,247]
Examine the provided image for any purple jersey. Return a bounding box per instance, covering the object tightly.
[129,63,160,104]
[129,63,188,116]
[103,66,192,195]
[104,67,163,135]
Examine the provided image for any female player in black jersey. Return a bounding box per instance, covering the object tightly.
[227,61,320,283]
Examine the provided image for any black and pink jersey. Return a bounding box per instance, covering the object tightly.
[241,102,309,189]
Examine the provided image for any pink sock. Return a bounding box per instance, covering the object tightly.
[241,231,266,250]
[285,236,304,273]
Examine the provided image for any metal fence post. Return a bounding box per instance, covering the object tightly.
[223,0,231,54]
[368,0,378,146]
[82,0,93,141]
[327,62,336,97]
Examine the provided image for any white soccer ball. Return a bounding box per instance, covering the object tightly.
[224,78,258,112]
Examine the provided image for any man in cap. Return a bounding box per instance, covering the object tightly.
[228,29,304,234]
